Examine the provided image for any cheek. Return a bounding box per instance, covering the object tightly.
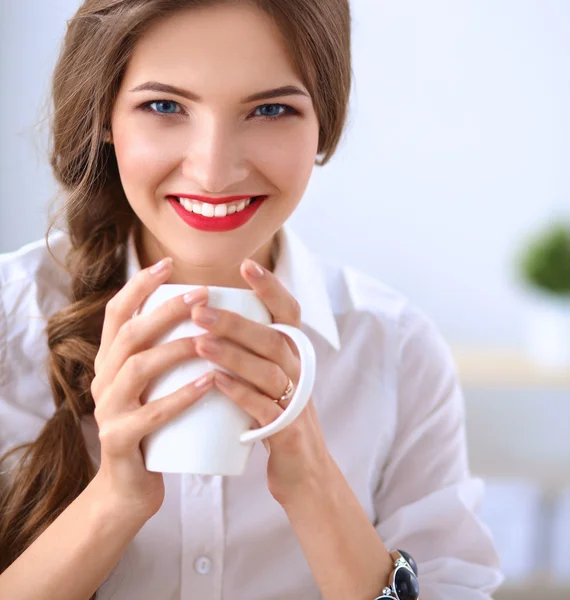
[250,122,319,193]
[111,121,181,205]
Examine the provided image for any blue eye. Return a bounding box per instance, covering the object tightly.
[143,100,182,115]
[253,104,293,120]
[138,100,296,121]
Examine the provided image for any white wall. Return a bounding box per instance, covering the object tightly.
[0,1,71,250]
[1,0,569,346]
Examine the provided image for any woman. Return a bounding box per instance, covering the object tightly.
[0,1,503,599]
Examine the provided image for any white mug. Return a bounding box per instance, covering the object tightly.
[137,284,316,475]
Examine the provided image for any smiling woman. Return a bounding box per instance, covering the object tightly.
[0,1,502,600]
[0,0,350,596]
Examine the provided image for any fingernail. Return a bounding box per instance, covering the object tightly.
[150,257,172,274]
[195,373,213,389]
[183,290,206,306]
[215,371,234,388]
[245,259,264,278]
[193,306,218,325]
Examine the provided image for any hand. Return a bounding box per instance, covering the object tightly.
[90,258,214,521]
[191,259,334,506]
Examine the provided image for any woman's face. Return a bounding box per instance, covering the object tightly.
[110,1,320,284]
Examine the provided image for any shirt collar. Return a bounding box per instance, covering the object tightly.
[126,224,341,351]
[272,225,341,351]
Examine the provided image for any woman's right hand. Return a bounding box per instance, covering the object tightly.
[89,257,212,521]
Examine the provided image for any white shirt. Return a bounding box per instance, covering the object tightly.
[0,225,503,600]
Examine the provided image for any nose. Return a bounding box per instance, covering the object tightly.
[180,116,249,194]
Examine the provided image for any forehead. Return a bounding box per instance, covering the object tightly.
[121,2,301,93]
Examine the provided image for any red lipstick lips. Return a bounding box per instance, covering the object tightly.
[168,195,266,233]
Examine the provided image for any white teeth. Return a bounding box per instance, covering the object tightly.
[180,198,193,212]
[176,197,257,218]
[201,203,215,217]
[214,204,227,217]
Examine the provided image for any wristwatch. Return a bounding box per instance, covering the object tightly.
[374,549,420,600]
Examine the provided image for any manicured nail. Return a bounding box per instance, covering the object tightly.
[245,259,264,278]
[150,257,172,274]
[183,290,206,306]
[193,306,218,325]
[195,373,214,388]
[215,371,234,388]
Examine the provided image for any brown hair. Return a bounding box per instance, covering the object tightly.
[0,0,351,591]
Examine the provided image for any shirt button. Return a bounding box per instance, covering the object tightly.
[194,556,212,575]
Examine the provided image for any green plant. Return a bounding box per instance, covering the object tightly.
[517,220,570,296]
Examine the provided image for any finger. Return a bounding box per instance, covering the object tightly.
[95,336,200,414]
[97,257,174,373]
[97,372,214,457]
[213,371,283,429]
[93,287,208,399]
[240,259,302,327]
[195,335,291,401]
[191,306,297,374]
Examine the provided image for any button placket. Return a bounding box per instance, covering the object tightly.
[180,474,224,600]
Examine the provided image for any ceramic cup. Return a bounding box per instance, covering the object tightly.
[137,284,316,475]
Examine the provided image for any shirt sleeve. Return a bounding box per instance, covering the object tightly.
[373,302,504,599]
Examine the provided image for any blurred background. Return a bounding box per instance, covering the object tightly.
[1,1,569,598]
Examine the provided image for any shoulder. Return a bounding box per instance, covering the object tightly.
[317,256,454,370]
[318,258,461,431]
[0,230,72,315]
[0,230,71,290]
[0,231,72,386]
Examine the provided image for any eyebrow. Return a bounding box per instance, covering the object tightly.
[129,81,310,103]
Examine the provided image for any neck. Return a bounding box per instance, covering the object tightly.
[134,223,278,288]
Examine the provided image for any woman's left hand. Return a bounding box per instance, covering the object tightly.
[190,258,334,506]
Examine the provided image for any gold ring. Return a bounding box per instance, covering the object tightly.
[273,377,294,404]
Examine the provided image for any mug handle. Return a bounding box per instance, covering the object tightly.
[239,324,316,444]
